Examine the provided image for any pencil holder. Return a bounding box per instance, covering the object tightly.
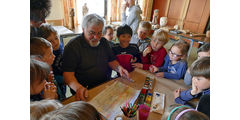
[120,103,139,119]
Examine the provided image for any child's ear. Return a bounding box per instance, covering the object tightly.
[181,55,186,60]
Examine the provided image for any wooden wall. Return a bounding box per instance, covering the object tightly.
[151,0,209,33]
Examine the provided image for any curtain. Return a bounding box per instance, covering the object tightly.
[62,0,78,29]
[110,0,153,22]
[110,0,122,22]
[139,0,153,21]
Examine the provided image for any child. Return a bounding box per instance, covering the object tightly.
[150,40,189,80]
[132,29,168,70]
[30,58,58,101]
[102,25,114,47]
[31,99,63,120]
[161,104,209,120]
[38,24,66,100]
[174,57,210,105]
[40,101,102,120]
[112,24,141,72]
[30,37,65,100]
[131,21,152,53]
[184,43,210,85]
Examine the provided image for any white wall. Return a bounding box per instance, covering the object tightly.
[46,0,64,20]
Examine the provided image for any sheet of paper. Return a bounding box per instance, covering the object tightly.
[89,81,140,120]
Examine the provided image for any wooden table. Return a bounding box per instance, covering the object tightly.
[62,68,190,120]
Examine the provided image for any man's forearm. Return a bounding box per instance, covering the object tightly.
[63,72,83,92]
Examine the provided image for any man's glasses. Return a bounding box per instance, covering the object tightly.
[88,31,102,37]
[169,50,182,57]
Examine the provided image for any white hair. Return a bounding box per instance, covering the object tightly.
[82,13,105,29]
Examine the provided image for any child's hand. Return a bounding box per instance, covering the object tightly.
[48,71,54,83]
[155,72,164,77]
[191,78,202,95]
[143,46,152,57]
[130,57,137,63]
[149,65,158,73]
[173,88,181,99]
[132,63,143,69]
[43,82,58,99]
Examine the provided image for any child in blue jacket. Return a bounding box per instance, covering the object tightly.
[174,57,210,105]
[150,40,189,80]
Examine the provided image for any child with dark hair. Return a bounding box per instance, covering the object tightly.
[132,29,168,70]
[38,23,66,100]
[161,104,209,120]
[30,0,52,37]
[184,43,210,85]
[102,25,114,47]
[30,58,58,101]
[40,101,102,120]
[112,25,141,72]
[174,57,210,105]
[150,40,189,80]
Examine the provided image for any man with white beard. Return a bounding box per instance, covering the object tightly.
[63,14,129,101]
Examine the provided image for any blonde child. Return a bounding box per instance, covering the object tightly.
[132,29,168,70]
[40,101,102,120]
[112,25,141,72]
[184,43,210,85]
[102,25,114,47]
[30,58,58,101]
[38,24,66,100]
[30,99,63,120]
[150,40,189,80]
[161,104,209,120]
[131,21,152,53]
[174,57,210,105]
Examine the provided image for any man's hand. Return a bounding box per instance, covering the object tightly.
[155,72,164,77]
[191,78,202,95]
[121,1,127,13]
[117,66,130,79]
[43,82,58,99]
[75,86,88,101]
[149,65,158,73]
[143,46,152,57]
[132,63,143,69]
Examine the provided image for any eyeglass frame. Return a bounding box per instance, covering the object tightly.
[168,49,183,57]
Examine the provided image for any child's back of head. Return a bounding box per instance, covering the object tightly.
[30,99,63,120]
[161,104,209,120]
[40,101,101,120]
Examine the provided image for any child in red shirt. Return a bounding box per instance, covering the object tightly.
[132,29,169,70]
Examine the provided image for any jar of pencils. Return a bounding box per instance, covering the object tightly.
[120,103,139,120]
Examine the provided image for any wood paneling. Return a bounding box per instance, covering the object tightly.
[151,0,169,22]
[151,0,209,33]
